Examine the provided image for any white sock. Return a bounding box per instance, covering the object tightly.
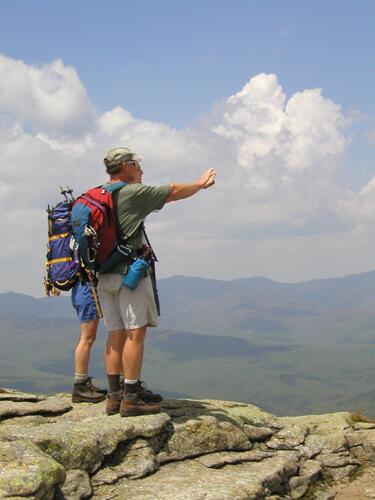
[124,378,138,385]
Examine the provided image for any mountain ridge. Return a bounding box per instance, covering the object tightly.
[1,270,375,416]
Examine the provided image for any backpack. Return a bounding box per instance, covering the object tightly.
[71,182,130,273]
[44,187,80,296]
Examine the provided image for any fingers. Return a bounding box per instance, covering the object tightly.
[208,168,216,182]
[198,168,216,189]
[202,169,216,189]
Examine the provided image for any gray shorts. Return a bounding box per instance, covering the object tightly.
[97,273,158,331]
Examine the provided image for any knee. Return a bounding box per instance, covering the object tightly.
[80,335,96,347]
[80,319,99,340]
[126,329,146,344]
[106,330,126,350]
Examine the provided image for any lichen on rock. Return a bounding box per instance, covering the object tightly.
[0,388,374,499]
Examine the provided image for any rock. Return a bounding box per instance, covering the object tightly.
[244,424,274,441]
[157,414,251,464]
[353,422,375,430]
[92,438,157,485]
[0,388,45,402]
[57,469,92,499]
[298,433,324,459]
[266,425,308,450]
[280,412,353,429]
[318,451,360,468]
[0,411,170,473]
[161,398,279,428]
[346,428,375,463]
[93,451,299,499]
[0,440,66,498]
[289,460,322,498]
[325,464,359,481]
[0,396,72,421]
[195,449,273,468]
[2,390,375,499]
[0,414,57,427]
[334,465,375,499]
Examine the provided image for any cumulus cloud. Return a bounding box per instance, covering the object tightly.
[0,55,94,135]
[337,176,375,227]
[0,55,372,295]
[213,74,348,225]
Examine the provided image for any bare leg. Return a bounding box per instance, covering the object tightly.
[122,326,147,380]
[74,319,99,374]
[105,329,126,375]
[72,318,105,403]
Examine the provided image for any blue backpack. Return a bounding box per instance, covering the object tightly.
[44,188,80,296]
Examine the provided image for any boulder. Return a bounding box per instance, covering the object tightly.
[1,391,375,499]
[0,440,65,499]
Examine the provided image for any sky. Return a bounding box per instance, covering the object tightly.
[0,0,374,296]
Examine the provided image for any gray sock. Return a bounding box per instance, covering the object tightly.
[74,373,88,384]
[107,374,121,394]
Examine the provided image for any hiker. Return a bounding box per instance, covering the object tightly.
[98,147,216,417]
[45,188,107,404]
[71,280,108,403]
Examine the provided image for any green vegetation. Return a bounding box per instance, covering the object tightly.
[2,272,375,416]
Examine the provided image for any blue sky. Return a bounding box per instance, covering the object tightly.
[0,1,374,295]
[1,1,373,127]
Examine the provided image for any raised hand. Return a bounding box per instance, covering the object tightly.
[198,168,216,189]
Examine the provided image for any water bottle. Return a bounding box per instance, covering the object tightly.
[123,258,150,291]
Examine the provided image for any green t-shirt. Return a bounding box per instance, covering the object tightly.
[110,183,171,274]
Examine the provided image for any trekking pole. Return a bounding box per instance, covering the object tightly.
[66,186,75,202]
[60,186,68,202]
[46,205,53,237]
[84,267,103,319]
[141,225,160,315]
[142,225,158,262]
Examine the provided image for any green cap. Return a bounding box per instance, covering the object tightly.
[103,147,142,168]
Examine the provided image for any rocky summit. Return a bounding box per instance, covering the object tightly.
[1,389,375,499]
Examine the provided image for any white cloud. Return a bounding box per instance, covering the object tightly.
[214,73,347,194]
[337,177,375,229]
[0,55,94,135]
[0,55,372,295]
[207,73,351,233]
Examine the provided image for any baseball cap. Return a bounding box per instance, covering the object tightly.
[103,147,142,168]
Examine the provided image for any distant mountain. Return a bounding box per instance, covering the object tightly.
[0,292,74,318]
[2,269,375,321]
[157,271,375,344]
[1,271,375,416]
[159,270,375,309]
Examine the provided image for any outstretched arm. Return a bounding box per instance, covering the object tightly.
[166,168,216,203]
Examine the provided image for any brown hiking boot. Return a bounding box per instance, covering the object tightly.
[86,377,107,395]
[106,391,122,415]
[137,380,163,403]
[120,392,161,417]
[72,380,106,404]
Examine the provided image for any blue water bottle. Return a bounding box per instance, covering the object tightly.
[123,258,150,291]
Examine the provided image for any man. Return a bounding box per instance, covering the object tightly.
[71,276,108,403]
[98,147,216,417]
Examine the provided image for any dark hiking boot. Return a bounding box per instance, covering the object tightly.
[72,380,106,404]
[120,392,161,417]
[106,391,122,415]
[137,380,163,403]
[86,377,107,395]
